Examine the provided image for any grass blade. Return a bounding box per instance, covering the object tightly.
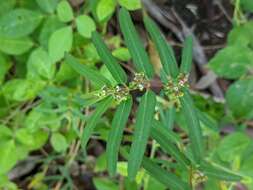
[180,35,193,74]
[65,53,111,87]
[128,90,156,179]
[142,157,191,190]
[180,90,203,163]
[144,16,179,78]
[91,31,127,84]
[200,162,242,181]
[81,96,113,149]
[106,97,133,176]
[151,120,189,168]
[119,8,154,78]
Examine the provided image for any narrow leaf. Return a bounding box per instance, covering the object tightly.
[92,31,127,84]
[151,120,189,168]
[180,35,193,74]
[142,157,191,190]
[106,97,133,176]
[196,109,218,132]
[200,162,242,181]
[180,90,203,163]
[81,96,113,149]
[128,90,156,179]
[152,120,181,144]
[144,16,179,78]
[167,106,176,129]
[119,8,154,78]
[65,53,111,87]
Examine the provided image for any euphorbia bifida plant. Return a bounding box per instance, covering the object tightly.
[65,7,243,190]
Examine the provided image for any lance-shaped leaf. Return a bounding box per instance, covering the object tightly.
[180,35,193,74]
[159,106,176,129]
[119,8,154,79]
[92,31,127,84]
[180,90,204,163]
[152,120,181,144]
[151,120,189,168]
[200,162,242,181]
[65,53,111,87]
[128,90,156,179]
[196,109,218,132]
[144,16,179,78]
[81,96,113,149]
[142,157,191,190]
[106,97,133,176]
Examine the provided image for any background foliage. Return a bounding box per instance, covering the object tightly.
[0,0,253,189]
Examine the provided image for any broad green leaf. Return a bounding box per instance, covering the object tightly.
[217,132,251,162]
[0,140,18,175]
[0,53,11,84]
[50,132,68,152]
[240,0,253,12]
[0,9,43,38]
[226,78,253,119]
[150,120,189,168]
[65,53,111,87]
[0,35,33,55]
[16,128,35,146]
[93,177,119,190]
[119,8,154,78]
[142,157,190,190]
[180,90,203,163]
[48,26,73,63]
[27,47,55,80]
[2,79,45,102]
[39,16,65,49]
[27,130,48,151]
[118,0,141,10]
[228,22,253,46]
[76,15,96,38]
[180,35,193,74]
[0,0,16,16]
[96,0,116,22]
[36,0,59,13]
[128,90,156,179]
[107,97,132,176]
[55,61,78,82]
[81,96,113,149]
[0,125,12,140]
[112,47,131,61]
[25,109,60,132]
[208,45,253,79]
[144,16,179,78]
[56,0,73,23]
[92,31,127,84]
[200,162,242,181]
